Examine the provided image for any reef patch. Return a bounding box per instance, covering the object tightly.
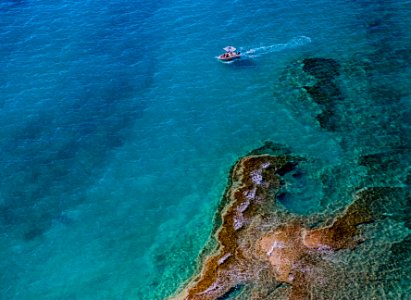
[169,154,409,300]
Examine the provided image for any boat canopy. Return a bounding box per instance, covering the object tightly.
[223,46,236,52]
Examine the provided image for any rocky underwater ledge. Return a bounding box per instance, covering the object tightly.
[168,144,409,300]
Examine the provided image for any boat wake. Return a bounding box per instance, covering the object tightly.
[244,36,312,58]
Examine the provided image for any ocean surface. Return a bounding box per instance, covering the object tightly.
[0,0,410,299]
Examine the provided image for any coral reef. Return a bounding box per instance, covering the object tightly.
[300,58,342,131]
[276,54,410,187]
[169,154,409,300]
[169,154,295,300]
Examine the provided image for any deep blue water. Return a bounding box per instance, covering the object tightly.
[0,0,410,299]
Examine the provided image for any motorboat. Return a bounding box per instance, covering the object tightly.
[218,46,241,62]
[218,52,241,61]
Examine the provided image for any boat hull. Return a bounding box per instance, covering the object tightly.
[218,54,241,61]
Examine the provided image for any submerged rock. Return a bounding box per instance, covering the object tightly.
[274,57,344,132]
[300,58,342,131]
[302,58,340,81]
[302,82,341,105]
[169,154,409,300]
[169,155,294,300]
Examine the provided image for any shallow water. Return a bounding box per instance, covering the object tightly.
[0,0,410,299]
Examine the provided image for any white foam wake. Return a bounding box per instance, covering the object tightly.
[245,36,312,57]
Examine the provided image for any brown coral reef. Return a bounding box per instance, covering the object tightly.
[169,154,408,300]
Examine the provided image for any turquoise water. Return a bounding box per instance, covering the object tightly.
[0,0,410,299]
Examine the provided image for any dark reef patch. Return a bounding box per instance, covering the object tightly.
[275,56,344,133]
[300,57,342,131]
[314,108,336,131]
[302,82,341,105]
[302,58,340,81]
[359,150,405,173]
[275,161,298,177]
